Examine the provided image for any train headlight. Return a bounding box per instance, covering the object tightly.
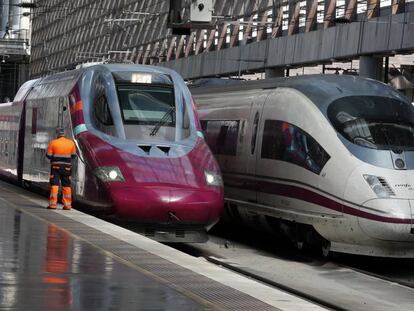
[363,175,395,198]
[204,171,223,187]
[94,166,125,182]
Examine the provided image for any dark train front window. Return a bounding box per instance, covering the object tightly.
[328,96,414,151]
[117,85,175,125]
[94,95,113,125]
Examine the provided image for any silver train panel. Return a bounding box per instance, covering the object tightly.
[194,74,414,257]
[0,103,21,179]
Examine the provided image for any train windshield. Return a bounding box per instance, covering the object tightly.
[117,84,175,126]
[328,96,414,151]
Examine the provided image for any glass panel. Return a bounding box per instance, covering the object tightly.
[117,85,175,125]
[94,95,113,125]
[202,120,239,156]
[261,120,330,174]
[328,96,414,151]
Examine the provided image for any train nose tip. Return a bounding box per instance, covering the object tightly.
[359,198,414,241]
[109,185,223,223]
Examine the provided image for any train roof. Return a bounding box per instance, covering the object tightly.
[190,74,408,108]
[20,64,181,101]
[35,63,177,85]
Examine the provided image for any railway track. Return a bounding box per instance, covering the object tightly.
[334,256,414,289]
[109,218,414,310]
[205,254,345,311]
[170,224,414,311]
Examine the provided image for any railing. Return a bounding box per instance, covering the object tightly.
[0,38,30,56]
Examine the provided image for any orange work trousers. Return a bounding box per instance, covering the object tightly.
[49,164,72,210]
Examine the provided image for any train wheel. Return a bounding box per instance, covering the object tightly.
[296,240,305,251]
[295,228,306,251]
[321,241,331,258]
[22,180,31,190]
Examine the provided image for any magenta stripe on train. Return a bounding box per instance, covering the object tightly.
[225,174,412,224]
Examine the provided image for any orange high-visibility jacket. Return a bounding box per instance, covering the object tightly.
[46,137,76,165]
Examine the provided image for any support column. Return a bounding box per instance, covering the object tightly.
[265,67,285,78]
[359,56,383,81]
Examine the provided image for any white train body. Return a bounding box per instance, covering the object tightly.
[193,75,414,257]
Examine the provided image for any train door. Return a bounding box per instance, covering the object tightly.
[256,88,341,221]
[57,98,65,129]
[61,96,86,200]
[242,94,268,204]
[23,99,47,186]
[15,79,37,184]
[58,97,72,136]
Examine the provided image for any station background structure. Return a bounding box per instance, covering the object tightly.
[0,0,30,102]
[14,0,414,99]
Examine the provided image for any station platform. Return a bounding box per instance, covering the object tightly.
[0,180,325,311]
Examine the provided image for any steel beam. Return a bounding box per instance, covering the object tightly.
[345,0,357,21]
[367,0,380,19]
[306,0,319,32]
[392,0,405,15]
[272,4,284,38]
[288,0,301,35]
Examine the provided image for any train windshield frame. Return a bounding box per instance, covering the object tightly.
[115,83,176,126]
[328,96,414,151]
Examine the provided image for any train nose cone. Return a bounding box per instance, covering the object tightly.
[359,199,414,241]
[108,185,223,224]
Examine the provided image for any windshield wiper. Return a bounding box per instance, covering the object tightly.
[150,106,176,136]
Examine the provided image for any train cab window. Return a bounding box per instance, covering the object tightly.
[328,96,414,151]
[182,99,190,130]
[202,120,239,156]
[261,120,330,175]
[94,95,113,126]
[117,85,175,126]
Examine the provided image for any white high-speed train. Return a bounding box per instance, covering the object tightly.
[192,75,414,257]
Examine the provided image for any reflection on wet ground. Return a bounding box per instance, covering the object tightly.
[0,207,206,310]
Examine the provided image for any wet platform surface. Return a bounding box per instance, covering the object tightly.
[0,180,325,311]
[0,204,206,310]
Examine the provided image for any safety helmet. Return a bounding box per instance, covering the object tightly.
[56,127,65,136]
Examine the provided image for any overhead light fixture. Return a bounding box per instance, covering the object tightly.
[3,23,10,39]
[1,55,10,63]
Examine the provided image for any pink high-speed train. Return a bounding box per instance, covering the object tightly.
[0,64,224,242]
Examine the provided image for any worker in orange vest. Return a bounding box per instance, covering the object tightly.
[46,128,76,210]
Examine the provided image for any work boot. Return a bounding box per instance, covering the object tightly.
[62,206,71,210]
[47,205,56,210]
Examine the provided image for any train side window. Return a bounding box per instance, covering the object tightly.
[251,112,259,154]
[239,120,245,144]
[31,107,37,134]
[261,120,330,175]
[216,125,228,154]
[202,120,239,156]
[200,120,208,132]
[94,95,113,126]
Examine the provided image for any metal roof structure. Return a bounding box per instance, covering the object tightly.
[29,0,414,79]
